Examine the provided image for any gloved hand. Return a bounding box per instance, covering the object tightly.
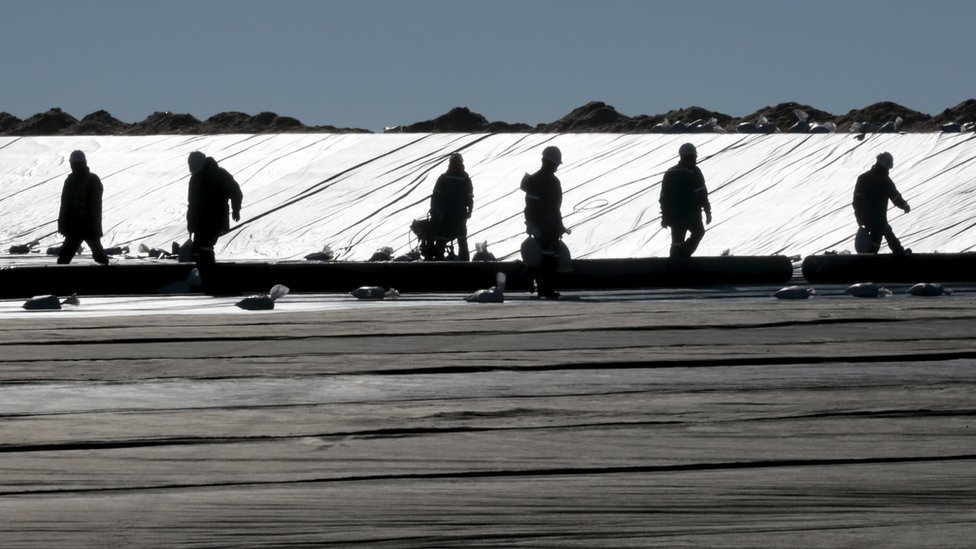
[705,211,713,225]
[232,210,241,222]
[902,204,911,213]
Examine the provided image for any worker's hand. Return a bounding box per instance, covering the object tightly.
[902,204,911,213]
[705,211,713,225]
[661,219,668,228]
[564,227,572,236]
[232,210,241,222]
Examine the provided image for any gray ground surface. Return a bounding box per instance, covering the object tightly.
[1,288,975,547]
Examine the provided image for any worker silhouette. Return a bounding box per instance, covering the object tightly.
[852,152,911,254]
[57,150,109,265]
[186,151,243,266]
[429,153,474,260]
[660,143,711,258]
[521,146,568,298]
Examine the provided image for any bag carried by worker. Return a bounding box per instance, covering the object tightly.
[854,226,872,253]
[520,236,572,272]
[410,217,437,260]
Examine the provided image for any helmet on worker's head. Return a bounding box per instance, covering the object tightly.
[187,151,207,175]
[679,143,697,158]
[542,146,562,166]
[876,152,894,170]
[449,152,464,167]
[69,150,87,165]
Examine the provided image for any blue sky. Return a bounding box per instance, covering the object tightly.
[1,0,974,131]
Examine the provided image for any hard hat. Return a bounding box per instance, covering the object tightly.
[69,150,87,165]
[187,151,207,174]
[679,143,697,157]
[542,146,562,165]
[876,152,894,170]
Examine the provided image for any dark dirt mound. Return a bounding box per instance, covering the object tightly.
[0,112,22,134]
[539,101,630,132]
[69,110,130,135]
[128,111,202,135]
[4,99,975,135]
[650,106,733,133]
[658,106,734,127]
[836,101,933,132]
[305,122,371,134]
[933,99,976,125]
[14,108,78,135]
[198,111,255,134]
[736,102,836,131]
[399,107,491,133]
[611,114,662,132]
[536,102,732,133]
[252,112,305,132]
[17,109,371,135]
[484,121,533,133]
[253,111,289,128]
[389,106,531,133]
[194,111,369,134]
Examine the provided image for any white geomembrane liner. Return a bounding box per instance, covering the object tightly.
[1,133,973,262]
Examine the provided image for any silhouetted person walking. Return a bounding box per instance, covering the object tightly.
[186,151,243,266]
[853,152,911,254]
[660,143,711,258]
[57,150,108,265]
[521,146,567,299]
[430,153,474,260]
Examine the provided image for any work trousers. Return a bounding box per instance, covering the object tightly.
[669,217,706,258]
[533,233,561,297]
[861,222,905,254]
[432,220,469,261]
[57,235,108,265]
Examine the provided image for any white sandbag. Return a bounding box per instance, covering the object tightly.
[465,273,506,303]
[845,282,892,298]
[351,286,387,299]
[236,284,291,310]
[23,295,61,310]
[772,286,815,299]
[907,283,952,296]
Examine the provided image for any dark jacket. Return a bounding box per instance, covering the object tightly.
[660,159,710,227]
[430,169,473,229]
[521,169,564,237]
[187,157,243,235]
[58,167,103,237]
[853,165,907,226]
